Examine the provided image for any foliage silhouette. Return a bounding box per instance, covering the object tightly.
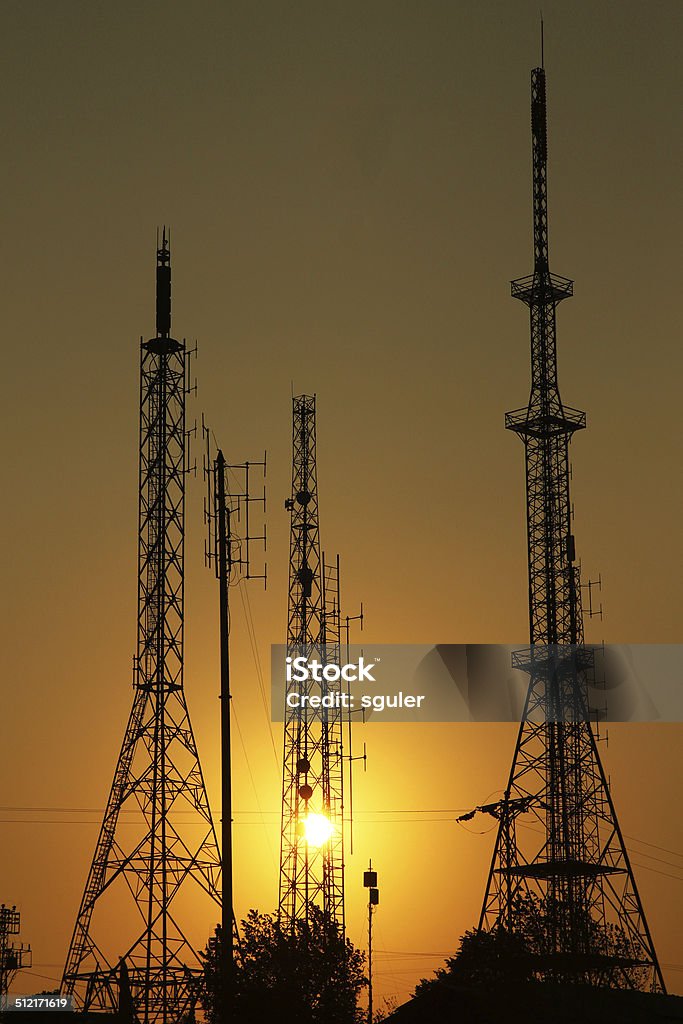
[415,893,648,995]
[202,905,366,1024]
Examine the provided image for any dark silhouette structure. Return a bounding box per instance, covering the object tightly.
[0,905,31,1001]
[478,68,664,990]
[203,428,265,966]
[363,864,380,1024]
[386,983,683,1024]
[279,395,345,931]
[61,233,221,1023]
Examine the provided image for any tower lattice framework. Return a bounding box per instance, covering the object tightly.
[478,68,664,991]
[278,395,345,932]
[61,234,221,1023]
[0,906,31,1001]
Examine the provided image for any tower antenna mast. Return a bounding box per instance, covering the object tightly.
[0,905,31,1004]
[62,232,222,1022]
[203,422,266,970]
[478,66,664,991]
[278,395,351,932]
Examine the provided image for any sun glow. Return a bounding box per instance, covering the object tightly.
[301,813,334,847]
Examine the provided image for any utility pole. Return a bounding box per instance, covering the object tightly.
[363,863,379,1024]
[217,451,232,960]
[203,425,266,985]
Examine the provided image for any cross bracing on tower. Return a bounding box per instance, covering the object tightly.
[61,232,222,1024]
[278,395,349,934]
[477,68,665,992]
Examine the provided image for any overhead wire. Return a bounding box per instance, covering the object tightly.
[231,702,278,871]
[237,578,279,772]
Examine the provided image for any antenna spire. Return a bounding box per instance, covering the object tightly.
[156,225,171,338]
[540,12,544,69]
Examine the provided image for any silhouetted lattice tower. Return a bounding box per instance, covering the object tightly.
[0,905,31,1001]
[478,67,664,991]
[61,233,221,1023]
[279,395,346,932]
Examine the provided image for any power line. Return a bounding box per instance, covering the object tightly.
[237,578,280,772]
[231,702,278,870]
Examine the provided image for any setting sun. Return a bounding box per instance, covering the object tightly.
[301,813,334,847]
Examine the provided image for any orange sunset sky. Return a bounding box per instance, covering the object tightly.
[1,0,682,1007]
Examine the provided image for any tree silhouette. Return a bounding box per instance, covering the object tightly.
[415,894,649,995]
[414,926,532,995]
[202,906,366,1024]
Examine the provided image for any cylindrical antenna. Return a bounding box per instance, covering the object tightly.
[156,226,171,338]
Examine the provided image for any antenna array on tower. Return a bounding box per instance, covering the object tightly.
[478,68,664,992]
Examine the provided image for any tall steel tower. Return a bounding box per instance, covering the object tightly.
[62,233,221,1023]
[478,68,664,990]
[278,395,346,932]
